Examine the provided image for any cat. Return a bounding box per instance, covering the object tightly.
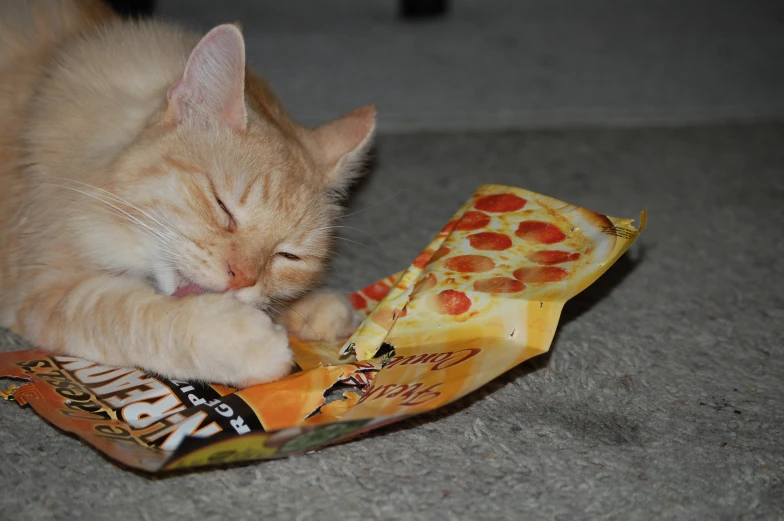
[0,0,375,387]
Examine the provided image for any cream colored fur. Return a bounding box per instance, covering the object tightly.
[0,0,375,387]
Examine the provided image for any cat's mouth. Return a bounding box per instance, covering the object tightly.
[173,282,207,298]
[172,271,211,298]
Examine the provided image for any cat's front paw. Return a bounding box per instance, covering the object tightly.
[183,294,294,387]
[280,290,359,342]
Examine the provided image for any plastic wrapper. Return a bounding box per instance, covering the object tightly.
[0,184,645,473]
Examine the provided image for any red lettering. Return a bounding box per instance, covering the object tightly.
[384,356,404,369]
[356,382,442,407]
[432,348,481,370]
[385,383,423,399]
[400,354,433,366]
[427,353,452,365]
[384,349,482,372]
[401,384,442,407]
[356,384,397,405]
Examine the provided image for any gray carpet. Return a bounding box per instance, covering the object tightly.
[2,122,783,520]
[156,0,784,131]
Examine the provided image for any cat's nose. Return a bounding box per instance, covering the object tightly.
[226,262,256,290]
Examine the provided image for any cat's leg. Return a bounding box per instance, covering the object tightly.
[279,290,359,342]
[13,274,292,387]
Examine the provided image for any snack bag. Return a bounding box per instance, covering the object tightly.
[0,185,645,472]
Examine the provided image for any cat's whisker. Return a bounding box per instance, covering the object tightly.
[47,182,167,240]
[333,236,382,253]
[100,192,186,245]
[336,189,403,221]
[323,264,342,276]
[329,225,385,251]
[147,208,187,241]
[45,183,176,248]
[90,201,174,248]
[42,177,185,247]
[158,247,183,259]
[147,252,177,263]
[310,227,385,253]
[151,253,180,264]
[268,298,318,340]
[0,157,35,170]
[44,177,187,245]
[79,205,183,267]
[84,204,172,247]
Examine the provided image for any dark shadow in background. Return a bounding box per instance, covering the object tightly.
[103,0,453,21]
[104,0,155,18]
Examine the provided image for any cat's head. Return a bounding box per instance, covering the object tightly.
[104,24,375,308]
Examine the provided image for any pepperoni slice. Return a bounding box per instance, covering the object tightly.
[441,220,458,234]
[444,255,496,273]
[412,273,438,295]
[467,232,512,251]
[454,211,491,231]
[513,266,569,283]
[413,249,435,269]
[526,250,581,265]
[362,281,391,301]
[473,277,525,293]
[434,289,472,315]
[515,221,566,244]
[348,293,367,310]
[370,306,396,329]
[430,246,451,263]
[413,246,453,269]
[474,193,527,213]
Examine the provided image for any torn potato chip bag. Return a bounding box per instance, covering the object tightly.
[0,185,645,472]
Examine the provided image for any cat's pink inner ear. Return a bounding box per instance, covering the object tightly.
[167,24,248,130]
[313,106,376,185]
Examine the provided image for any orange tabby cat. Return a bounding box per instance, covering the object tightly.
[0,0,375,387]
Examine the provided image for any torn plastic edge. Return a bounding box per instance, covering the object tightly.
[338,294,413,359]
[302,372,373,421]
[304,343,397,421]
[302,358,390,421]
[638,209,648,232]
[338,301,410,358]
[338,201,465,360]
[2,382,26,402]
[1,371,35,403]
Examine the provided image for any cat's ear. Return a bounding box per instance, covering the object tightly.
[166,24,247,131]
[312,106,376,193]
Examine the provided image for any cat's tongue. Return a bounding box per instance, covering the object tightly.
[173,283,207,298]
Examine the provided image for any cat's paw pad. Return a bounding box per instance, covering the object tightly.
[281,290,359,342]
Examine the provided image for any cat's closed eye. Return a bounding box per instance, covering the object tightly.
[277,252,301,261]
[215,196,237,231]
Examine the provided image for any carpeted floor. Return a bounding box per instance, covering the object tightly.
[2,122,782,520]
